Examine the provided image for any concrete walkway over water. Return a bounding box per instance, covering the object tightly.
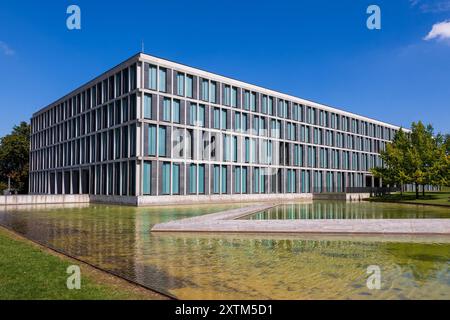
[151,204,450,235]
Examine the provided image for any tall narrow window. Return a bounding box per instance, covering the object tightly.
[159,126,167,157]
[221,166,227,193]
[159,68,167,92]
[223,135,230,161]
[262,96,267,114]
[177,73,184,96]
[233,136,238,162]
[198,105,205,127]
[189,164,197,194]
[210,82,216,103]
[148,125,156,156]
[161,162,170,194]
[213,165,220,194]
[198,164,205,193]
[250,92,256,112]
[234,167,241,193]
[201,79,209,101]
[244,138,250,163]
[242,167,247,193]
[172,163,180,194]
[149,65,157,90]
[221,109,227,129]
[223,85,230,106]
[144,94,152,119]
[186,75,193,98]
[231,87,237,107]
[189,103,197,126]
[143,161,151,195]
[162,98,171,122]
[172,100,180,123]
[213,108,220,129]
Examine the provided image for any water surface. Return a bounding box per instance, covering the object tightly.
[0,201,449,299]
[243,201,450,220]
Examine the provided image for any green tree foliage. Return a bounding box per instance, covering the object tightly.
[0,122,30,194]
[371,121,449,199]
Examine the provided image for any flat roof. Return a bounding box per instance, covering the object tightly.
[34,51,408,130]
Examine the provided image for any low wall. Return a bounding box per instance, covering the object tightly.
[0,194,90,205]
[89,195,138,206]
[0,192,369,207]
[312,193,371,201]
[137,193,313,206]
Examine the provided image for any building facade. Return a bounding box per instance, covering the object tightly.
[30,53,402,205]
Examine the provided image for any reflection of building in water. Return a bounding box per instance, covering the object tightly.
[30,53,404,205]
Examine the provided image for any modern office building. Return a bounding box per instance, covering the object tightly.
[30,53,403,205]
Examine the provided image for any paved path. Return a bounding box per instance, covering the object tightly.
[151,205,450,235]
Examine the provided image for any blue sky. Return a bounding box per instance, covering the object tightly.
[0,0,449,136]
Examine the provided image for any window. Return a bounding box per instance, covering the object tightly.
[198,164,205,193]
[159,126,167,157]
[213,108,220,129]
[268,97,273,115]
[223,135,230,161]
[221,166,227,193]
[250,92,256,111]
[162,98,171,122]
[148,125,156,156]
[244,91,250,110]
[177,73,184,96]
[144,94,152,119]
[189,103,197,126]
[210,82,216,103]
[234,167,241,193]
[231,87,237,107]
[172,163,180,194]
[189,164,197,194]
[173,100,180,123]
[235,112,241,131]
[221,109,227,129]
[213,165,220,194]
[198,105,205,127]
[149,65,157,90]
[159,68,167,92]
[233,136,238,162]
[143,161,151,195]
[201,79,209,101]
[242,167,248,193]
[244,138,250,163]
[254,167,260,193]
[161,162,170,194]
[242,113,248,131]
[262,96,267,114]
[186,75,193,98]
[223,85,230,105]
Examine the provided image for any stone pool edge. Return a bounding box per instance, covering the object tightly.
[151,205,450,235]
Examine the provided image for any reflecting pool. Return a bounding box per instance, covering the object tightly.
[0,202,449,299]
[243,201,450,220]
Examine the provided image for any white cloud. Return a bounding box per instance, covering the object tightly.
[411,0,450,13]
[424,20,450,40]
[0,41,15,56]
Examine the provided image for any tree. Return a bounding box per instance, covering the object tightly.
[371,121,449,199]
[0,122,30,194]
[371,128,411,195]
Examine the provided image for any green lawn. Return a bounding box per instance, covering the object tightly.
[0,227,167,300]
[368,191,450,207]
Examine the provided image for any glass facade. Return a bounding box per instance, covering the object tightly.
[29,55,401,199]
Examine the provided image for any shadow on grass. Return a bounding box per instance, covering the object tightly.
[368,192,450,207]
